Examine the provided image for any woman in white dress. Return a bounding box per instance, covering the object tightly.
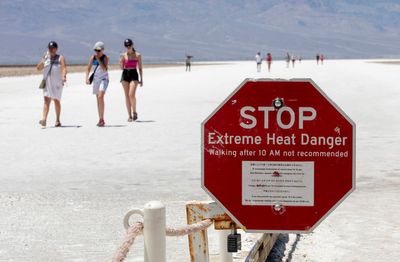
[36,41,67,127]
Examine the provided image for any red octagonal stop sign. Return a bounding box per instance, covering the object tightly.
[202,79,355,233]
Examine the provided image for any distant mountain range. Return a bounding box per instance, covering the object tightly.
[1,0,399,64]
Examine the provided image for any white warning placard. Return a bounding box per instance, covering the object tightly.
[242,161,314,206]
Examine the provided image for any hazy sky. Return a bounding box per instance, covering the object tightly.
[1,0,399,64]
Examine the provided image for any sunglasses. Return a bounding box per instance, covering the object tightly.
[94,49,102,52]
[125,44,132,47]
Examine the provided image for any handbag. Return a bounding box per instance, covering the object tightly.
[88,64,98,84]
[38,79,46,89]
[38,56,55,89]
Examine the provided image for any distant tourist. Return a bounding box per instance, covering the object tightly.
[120,38,143,122]
[36,41,67,128]
[316,53,320,65]
[85,41,109,127]
[298,56,302,63]
[320,54,325,65]
[185,55,193,72]
[286,53,291,68]
[291,55,296,68]
[255,52,262,72]
[266,53,272,72]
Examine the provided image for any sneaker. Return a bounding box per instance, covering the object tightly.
[97,119,105,127]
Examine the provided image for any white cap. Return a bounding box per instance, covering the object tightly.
[93,41,105,51]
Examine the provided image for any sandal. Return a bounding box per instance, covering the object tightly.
[97,119,105,127]
[55,121,62,127]
[39,120,46,127]
[133,112,138,121]
[127,116,133,122]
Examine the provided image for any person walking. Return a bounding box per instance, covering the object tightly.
[320,54,325,65]
[120,38,143,122]
[185,55,192,72]
[316,53,320,65]
[291,55,296,68]
[266,53,272,72]
[36,41,67,128]
[255,52,262,72]
[85,42,109,127]
[285,53,290,68]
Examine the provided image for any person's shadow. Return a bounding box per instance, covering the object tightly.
[99,120,156,126]
[266,234,301,262]
[102,124,127,128]
[48,125,82,128]
[135,120,156,123]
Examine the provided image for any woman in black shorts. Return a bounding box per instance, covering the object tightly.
[120,38,143,121]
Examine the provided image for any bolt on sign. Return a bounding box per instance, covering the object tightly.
[201,79,355,233]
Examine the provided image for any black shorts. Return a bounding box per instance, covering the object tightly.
[121,69,139,83]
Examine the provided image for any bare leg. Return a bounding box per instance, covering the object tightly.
[42,96,51,122]
[53,99,61,124]
[121,81,132,119]
[129,81,138,117]
[96,91,105,120]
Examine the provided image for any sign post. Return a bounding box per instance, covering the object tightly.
[202,79,355,233]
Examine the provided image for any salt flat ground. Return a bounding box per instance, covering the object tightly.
[0,60,399,261]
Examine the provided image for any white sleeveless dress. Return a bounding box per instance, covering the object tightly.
[43,55,63,100]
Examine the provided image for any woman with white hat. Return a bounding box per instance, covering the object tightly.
[36,41,67,127]
[85,41,109,127]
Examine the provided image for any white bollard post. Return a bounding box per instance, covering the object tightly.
[143,201,166,262]
[218,230,233,262]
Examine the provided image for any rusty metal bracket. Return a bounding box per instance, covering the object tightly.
[186,201,279,262]
[186,201,238,262]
